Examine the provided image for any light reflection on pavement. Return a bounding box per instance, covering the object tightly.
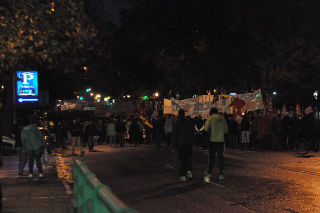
[55,145,320,212]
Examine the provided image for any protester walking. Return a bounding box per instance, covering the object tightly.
[129,119,141,147]
[85,120,96,152]
[15,122,27,177]
[204,108,229,182]
[172,109,195,182]
[107,118,118,148]
[240,114,251,149]
[116,118,126,147]
[21,117,46,178]
[164,115,174,147]
[70,118,84,156]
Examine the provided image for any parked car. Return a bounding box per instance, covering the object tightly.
[1,136,16,155]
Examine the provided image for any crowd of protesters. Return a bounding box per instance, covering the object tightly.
[9,108,319,183]
[21,109,319,156]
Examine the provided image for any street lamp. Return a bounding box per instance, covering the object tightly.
[155,92,159,97]
[86,88,91,92]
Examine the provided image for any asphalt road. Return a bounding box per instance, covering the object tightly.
[65,144,320,213]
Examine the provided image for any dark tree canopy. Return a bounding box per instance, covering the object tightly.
[1,0,319,105]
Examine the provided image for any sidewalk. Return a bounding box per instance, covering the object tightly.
[0,153,72,213]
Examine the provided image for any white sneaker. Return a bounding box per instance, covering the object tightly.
[39,173,44,178]
[187,171,192,178]
[179,176,187,182]
[28,174,33,178]
[204,175,213,183]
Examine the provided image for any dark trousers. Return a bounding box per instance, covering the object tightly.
[207,142,224,175]
[166,132,172,147]
[118,133,125,146]
[177,145,193,177]
[17,147,27,174]
[28,149,43,174]
[88,136,94,151]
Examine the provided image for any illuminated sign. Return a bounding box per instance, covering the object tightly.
[16,71,39,102]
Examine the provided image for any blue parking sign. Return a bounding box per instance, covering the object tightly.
[16,71,39,102]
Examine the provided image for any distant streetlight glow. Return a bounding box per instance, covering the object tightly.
[83,66,88,71]
[155,92,159,97]
[143,96,148,100]
[79,96,83,100]
[273,91,277,95]
[86,88,91,92]
[127,94,131,98]
[90,93,94,96]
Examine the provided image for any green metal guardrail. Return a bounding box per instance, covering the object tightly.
[73,159,138,213]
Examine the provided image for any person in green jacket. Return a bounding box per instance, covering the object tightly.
[204,108,228,182]
[21,117,46,178]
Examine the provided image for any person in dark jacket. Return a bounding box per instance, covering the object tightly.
[240,114,251,149]
[15,121,27,176]
[129,119,141,147]
[172,109,195,182]
[70,118,84,156]
[116,118,126,147]
[85,120,96,152]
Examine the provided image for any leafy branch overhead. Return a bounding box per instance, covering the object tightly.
[0,0,99,75]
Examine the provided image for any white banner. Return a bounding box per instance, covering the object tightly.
[164,89,264,118]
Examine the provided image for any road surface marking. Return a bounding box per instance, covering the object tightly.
[164,164,175,170]
[206,181,225,188]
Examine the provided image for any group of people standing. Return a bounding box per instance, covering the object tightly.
[172,108,229,183]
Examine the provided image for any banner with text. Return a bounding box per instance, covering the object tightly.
[164,89,264,118]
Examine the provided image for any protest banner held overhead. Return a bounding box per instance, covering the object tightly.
[164,89,264,118]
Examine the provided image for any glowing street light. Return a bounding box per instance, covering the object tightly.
[127,94,131,98]
[95,94,101,99]
[79,96,84,100]
[90,93,94,96]
[154,92,159,97]
[86,88,91,92]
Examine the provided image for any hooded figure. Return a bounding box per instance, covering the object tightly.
[172,109,195,182]
[204,108,228,182]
